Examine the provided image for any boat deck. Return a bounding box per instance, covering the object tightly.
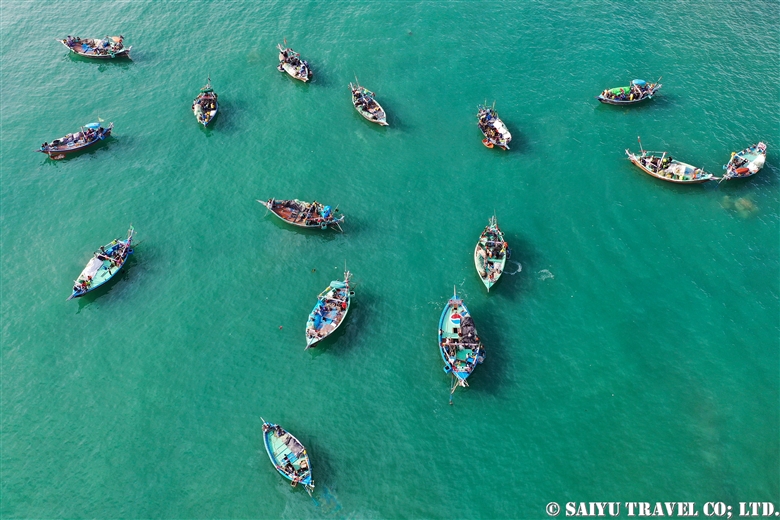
[439,298,482,379]
[306,279,351,347]
[263,424,312,487]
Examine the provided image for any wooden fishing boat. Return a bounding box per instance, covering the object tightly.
[261,419,314,495]
[37,122,113,159]
[67,226,135,301]
[257,199,344,231]
[277,44,312,82]
[59,35,131,59]
[192,77,218,126]
[477,104,511,149]
[438,287,485,400]
[597,78,661,105]
[625,142,716,184]
[349,81,388,126]
[722,142,767,181]
[474,216,508,291]
[305,270,352,349]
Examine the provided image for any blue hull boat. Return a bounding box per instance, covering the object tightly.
[305,270,352,349]
[68,226,135,300]
[438,287,485,401]
[261,419,314,495]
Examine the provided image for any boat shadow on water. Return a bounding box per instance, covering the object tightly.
[206,99,248,136]
[465,305,510,398]
[298,441,345,513]
[506,127,528,154]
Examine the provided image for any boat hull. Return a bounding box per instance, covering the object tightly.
[626,150,715,184]
[597,83,661,104]
[305,274,351,349]
[477,106,511,149]
[258,199,344,230]
[438,290,484,382]
[277,46,312,82]
[38,123,113,159]
[279,60,310,82]
[193,88,218,126]
[597,97,652,105]
[474,216,507,291]
[68,227,134,300]
[723,142,767,181]
[60,38,131,59]
[354,106,388,125]
[350,83,388,126]
[261,421,314,494]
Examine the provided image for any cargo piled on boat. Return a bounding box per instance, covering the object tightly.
[477,103,511,149]
[625,138,716,184]
[597,78,661,105]
[258,199,344,231]
[192,77,218,126]
[439,287,486,402]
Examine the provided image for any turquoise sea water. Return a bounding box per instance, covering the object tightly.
[2,1,778,518]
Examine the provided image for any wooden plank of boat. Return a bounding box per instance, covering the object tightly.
[438,286,485,402]
[597,78,661,105]
[625,147,716,184]
[349,82,388,126]
[477,104,511,150]
[261,419,314,496]
[257,199,344,231]
[67,226,135,301]
[37,122,113,159]
[193,77,218,126]
[59,36,131,59]
[474,216,508,291]
[277,44,312,82]
[721,142,767,181]
[305,271,352,349]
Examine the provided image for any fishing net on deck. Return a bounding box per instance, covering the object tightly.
[460,316,479,348]
[284,436,304,456]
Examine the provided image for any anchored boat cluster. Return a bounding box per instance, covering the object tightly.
[51,38,769,496]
